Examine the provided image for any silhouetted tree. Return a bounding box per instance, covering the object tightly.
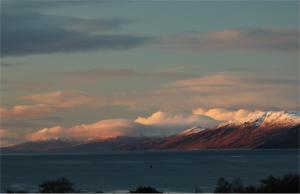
[214,177,231,193]
[231,178,244,192]
[214,174,300,193]
[259,174,300,193]
[38,177,79,193]
[130,186,162,193]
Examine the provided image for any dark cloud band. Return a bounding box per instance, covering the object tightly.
[1,1,153,56]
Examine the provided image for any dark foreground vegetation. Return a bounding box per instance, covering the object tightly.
[130,186,162,193]
[214,174,299,193]
[6,173,299,193]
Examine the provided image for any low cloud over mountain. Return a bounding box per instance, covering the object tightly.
[2,110,299,151]
[25,110,219,142]
[2,108,298,147]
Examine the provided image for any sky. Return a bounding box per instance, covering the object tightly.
[0,0,299,146]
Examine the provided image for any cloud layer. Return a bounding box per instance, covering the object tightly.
[1,91,94,120]
[2,1,152,56]
[3,0,297,56]
[0,127,24,147]
[25,110,220,141]
[193,108,261,122]
[22,91,92,108]
[135,111,217,127]
[0,104,53,120]
[161,28,299,53]
[1,72,298,129]
[109,73,298,111]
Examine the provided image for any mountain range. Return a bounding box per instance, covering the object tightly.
[2,111,299,153]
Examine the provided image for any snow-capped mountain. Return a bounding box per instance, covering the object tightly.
[2,111,299,152]
[218,111,300,129]
[159,111,300,149]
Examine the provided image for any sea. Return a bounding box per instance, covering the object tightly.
[1,149,299,192]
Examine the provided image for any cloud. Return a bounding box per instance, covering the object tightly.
[135,111,217,127]
[25,126,65,141]
[1,91,95,120]
[193,108,263,122]
[25,110,220,141]
[22,91,92,108]
[19,90,139,111]
[0,128,9,137]
[13,107,300,143]
[4,73,296,138]
[0,104,54,120]
[161,28,299,53]
[162,73,299,110]
[0,61,31,68]
[61,68,192,83]
[62,69,140,83]
[0,128,19,147]
[14,73,296,117]
[0,62,15,67]
[1,90,148,125]
[1,1,153,56]
[25,119,148,141]
[105,73,298,111]
[0,129,12,147]
[1,79,53,91]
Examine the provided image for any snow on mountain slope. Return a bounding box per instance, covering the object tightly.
[260,111,300,127]
[176,111,300,137]
[179,126,206,135]
[218,111,300,129]
[163,111,300,150]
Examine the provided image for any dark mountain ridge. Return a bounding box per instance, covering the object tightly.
[2,111,299,153]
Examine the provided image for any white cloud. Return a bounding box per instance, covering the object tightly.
[193,108,263,122]
[135,111,218,127]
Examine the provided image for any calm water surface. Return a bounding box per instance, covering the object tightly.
[1,149,299,192]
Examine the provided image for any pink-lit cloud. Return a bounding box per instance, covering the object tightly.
[25,126,65,141]
[25,111,220,141]
[0,128,18,147]
[26,119,146,141]
[2,72,297,125]
[0,104,53,120]
[22,91,92,108]
[1,91,97,120]
[110,73,298,111]
[193,108,263,122]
